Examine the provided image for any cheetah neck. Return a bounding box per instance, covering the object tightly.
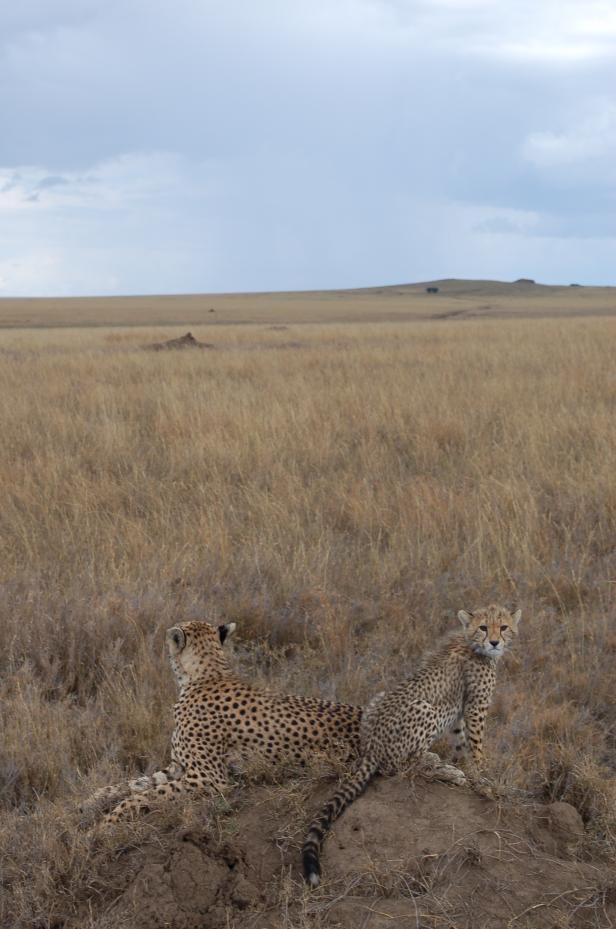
[420,632,501,670]
[171,654,234,691]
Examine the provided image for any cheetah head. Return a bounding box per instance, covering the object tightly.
[166,620,237,689]
[457,604,521,659]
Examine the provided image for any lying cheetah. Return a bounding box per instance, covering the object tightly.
[83,620,361,824]
[302,604,521,886]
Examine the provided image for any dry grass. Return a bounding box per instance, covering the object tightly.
[1,315,616,926]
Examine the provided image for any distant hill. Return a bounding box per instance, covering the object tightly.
[0,278,614,329]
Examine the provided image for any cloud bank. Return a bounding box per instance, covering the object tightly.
[0,0,615,295]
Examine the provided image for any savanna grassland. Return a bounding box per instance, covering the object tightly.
[1,277,616,328]
[1,309,616,928]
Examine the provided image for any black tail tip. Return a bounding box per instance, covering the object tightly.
[302,850,321,888]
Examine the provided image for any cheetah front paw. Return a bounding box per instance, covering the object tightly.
[419,754,467,787]
[467,773,504,800]
[433,763,467,786]
[127,775,152,792]
[78,785,127,820]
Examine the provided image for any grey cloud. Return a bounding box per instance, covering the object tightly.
[35,175,69,189]
[1,172,21,193]
[0,0,615,295]
[473,217,528,236]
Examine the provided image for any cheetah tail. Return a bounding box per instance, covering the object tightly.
[302,755,378,888]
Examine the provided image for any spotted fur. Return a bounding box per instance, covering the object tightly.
[302,604,521,886]
[83,621,361,824]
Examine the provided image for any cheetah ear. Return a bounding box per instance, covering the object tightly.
[510,609,522,629]
[218,622,237,645]
[167,626,186,653]
[457,610,473,629]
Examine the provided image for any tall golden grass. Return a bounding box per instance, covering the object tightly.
[1,317,616,925]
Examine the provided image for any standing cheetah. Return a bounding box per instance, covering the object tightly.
[302,604,521,886]
[83,621,362,824]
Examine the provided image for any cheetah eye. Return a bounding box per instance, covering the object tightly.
[479,625,488,632]
[500,625,509,632]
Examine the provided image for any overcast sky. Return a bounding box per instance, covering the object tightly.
[1,0,615,296]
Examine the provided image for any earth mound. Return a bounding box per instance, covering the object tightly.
[145,332,214,351]
[95,776,614,929]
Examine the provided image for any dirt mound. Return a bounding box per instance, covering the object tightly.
[97,776,614,929]
[145,332,214,351]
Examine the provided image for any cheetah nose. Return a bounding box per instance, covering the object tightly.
[489,640,499,648]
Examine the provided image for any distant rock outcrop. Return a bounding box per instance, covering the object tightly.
[426,286,439,294]
[514,278,535,284]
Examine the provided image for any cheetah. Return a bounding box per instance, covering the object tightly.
[82,620,361,824]
[302,604,521,886]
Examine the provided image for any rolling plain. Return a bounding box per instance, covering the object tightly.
[1,279,616,928]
